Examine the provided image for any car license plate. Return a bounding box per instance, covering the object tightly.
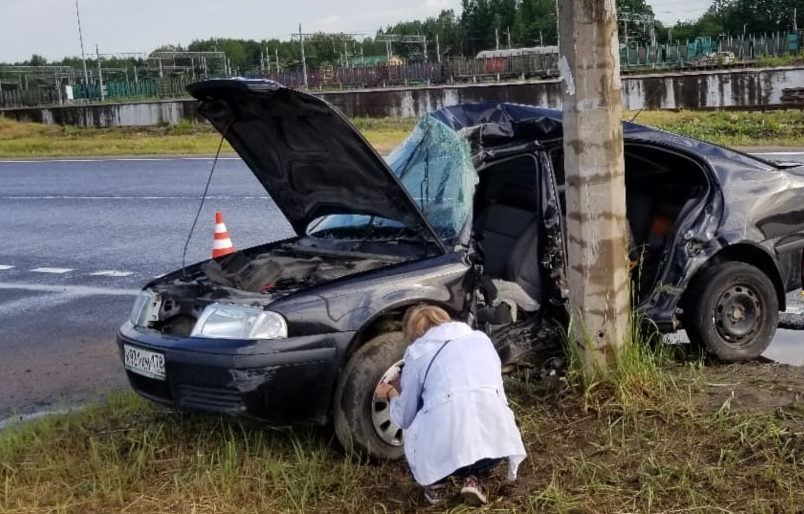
[123,344,166,380]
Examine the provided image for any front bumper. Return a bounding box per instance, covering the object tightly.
[117,322,354,426]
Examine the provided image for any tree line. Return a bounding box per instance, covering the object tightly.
[6,0,801,76]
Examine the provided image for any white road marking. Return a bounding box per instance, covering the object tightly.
[785,305,804,316]
[753,152,804,157]
[0,282,139,296]
[89,270,133,277]
[3,265,136,278]
[30,267,74,274]
[0,282,138,322]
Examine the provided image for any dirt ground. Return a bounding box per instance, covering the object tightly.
[373,359,804,513]
[685,360,804,415]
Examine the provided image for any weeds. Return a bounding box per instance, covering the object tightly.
[2,361,804,514]
[630,109,804,147]
[560,304,679,421]
[1,109,802,159]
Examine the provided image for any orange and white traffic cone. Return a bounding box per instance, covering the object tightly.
[212,211,235,258]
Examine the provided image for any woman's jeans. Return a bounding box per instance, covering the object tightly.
[432,457,503,485]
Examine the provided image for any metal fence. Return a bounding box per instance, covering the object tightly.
[1,32,801,109]
[0,76,193,108]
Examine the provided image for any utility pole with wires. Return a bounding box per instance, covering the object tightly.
[375,34,427,62]
[292,26,366,88]
[74,0,90,87]
[298,24,308,89]
[557,0,628,373]
[95,43,104,101]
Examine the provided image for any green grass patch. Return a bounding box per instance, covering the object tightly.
[3,356,804,513]
[631,109,804,147]
[1,110,801,159]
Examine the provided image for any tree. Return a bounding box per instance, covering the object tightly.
[712,0,800,35]
[668,11,724,42]
[617,0,653,16]
[460,0,495,54]
[28,54,48,66]
[516,0,559,46]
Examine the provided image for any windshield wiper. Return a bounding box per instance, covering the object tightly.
[349,216,378,252]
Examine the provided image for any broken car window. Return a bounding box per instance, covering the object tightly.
[385,115,478,242]
[309,115,478,245]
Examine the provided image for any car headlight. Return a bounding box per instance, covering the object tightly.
[191,303,288,340]
[130,290,161,327]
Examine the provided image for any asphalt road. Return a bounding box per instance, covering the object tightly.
[0,157,295,422]
[0,153,803,423]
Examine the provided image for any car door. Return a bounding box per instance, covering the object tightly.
[470,150,567,363]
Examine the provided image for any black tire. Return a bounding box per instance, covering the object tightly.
[333,331,406,460]
[682,262,778,363]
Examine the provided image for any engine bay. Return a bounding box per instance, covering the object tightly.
[145,244,404,336]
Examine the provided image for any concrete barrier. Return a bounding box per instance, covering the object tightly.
[2,66,802,127]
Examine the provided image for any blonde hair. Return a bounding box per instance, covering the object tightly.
[402,305,452,344]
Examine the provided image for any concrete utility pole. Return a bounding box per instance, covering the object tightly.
[74,0,90,88]
[557,0,629,372]
[299,23,308,89]
[95,43,104,101]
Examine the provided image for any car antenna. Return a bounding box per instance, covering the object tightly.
[181,120,233,278]
[628,107,644,123]
[419,118,432,253]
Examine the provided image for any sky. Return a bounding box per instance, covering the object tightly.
[0,0,709,64]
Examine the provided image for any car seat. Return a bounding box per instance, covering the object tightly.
[474,183,543,317]
[474,183,540,277]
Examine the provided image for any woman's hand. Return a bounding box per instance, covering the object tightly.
[374,381,399,401]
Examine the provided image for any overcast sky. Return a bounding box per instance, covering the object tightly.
[0,0,708,64]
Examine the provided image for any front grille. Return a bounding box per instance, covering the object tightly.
[176,384,244,413]
[128,371,172,402]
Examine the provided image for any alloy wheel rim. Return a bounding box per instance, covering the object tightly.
[371,359,405,447]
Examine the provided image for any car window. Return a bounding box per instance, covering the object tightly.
[307,214,404,239]
[386,116,479,242]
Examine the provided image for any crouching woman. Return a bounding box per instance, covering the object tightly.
[374,305,526,506]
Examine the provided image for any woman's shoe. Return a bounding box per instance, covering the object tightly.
[423,483,447,505]
[460,475,487,506]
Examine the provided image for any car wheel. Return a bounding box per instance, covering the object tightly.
[333,331,406,460]
[683,262,778,363]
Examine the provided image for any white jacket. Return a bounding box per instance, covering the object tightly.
[389,321,527,486]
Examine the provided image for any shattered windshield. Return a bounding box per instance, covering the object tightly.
[308,115,478,245]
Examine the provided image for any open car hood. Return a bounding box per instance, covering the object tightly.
[187,78,444,248]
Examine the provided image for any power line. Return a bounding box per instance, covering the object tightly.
[290,24,366,89]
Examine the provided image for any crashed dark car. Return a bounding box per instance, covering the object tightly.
[118,78,804,459]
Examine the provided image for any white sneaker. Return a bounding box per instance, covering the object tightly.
[423,483,447,505]
[460,475,487,506]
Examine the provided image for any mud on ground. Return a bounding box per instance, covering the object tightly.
[373,361,804,513]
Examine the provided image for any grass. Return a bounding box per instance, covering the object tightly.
[751,54,804,68]
[628,109,804,147]
[1,109,802,159]
[1,108,804,512]
[0,117,231,157]
[2,346,804,513]
[0,393,392,514]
